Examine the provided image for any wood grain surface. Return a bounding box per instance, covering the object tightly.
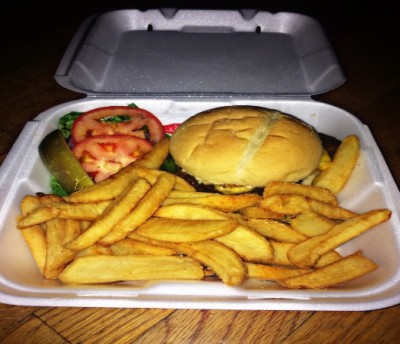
[1,2,399,343]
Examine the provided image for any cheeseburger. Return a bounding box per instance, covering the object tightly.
[170,106,323,194]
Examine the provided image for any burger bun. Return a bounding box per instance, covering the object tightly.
[170,106,323,189]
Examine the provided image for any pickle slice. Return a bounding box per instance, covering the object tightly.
[39,130,93,194]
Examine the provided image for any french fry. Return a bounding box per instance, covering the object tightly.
[19,195,48,274]
[216,224,274,263]
[269,241,295,266]
[154,204,228,220]
[65,138,170,203]
[163,193,261,212]
[312,135,360,194]
[173,240,246,286]
[318,149,332,171]
[20,225,47,274]
[246,263,311,281]
[136,218,238,242]
[44,218,80,279]
[167,190,212,198]
[307,198,356,220]
[245,218,307,243]
[287,209,391,268]
[136,167,195,191]
[99,172,176,245]
[18,205,59,228]
[64,170,140,203]
[20,194,62,209]
[76,245,113,258]
[263,181,338,206]
[277,251,377,289]
[310,209,391,261]
[260,194,356,220]
[79,220,92,232]
[66,178,152,251]
[269,241,342,268]
[58,255,204,284]
[17,200,111,228]
[314,250,343,268]
[239,206,286,220]
[290,211,336,237]
[110,238,177,256]
[260,194,311,215]
[169,175,196,192]
[127,232,181,249]
[133,138,171,169]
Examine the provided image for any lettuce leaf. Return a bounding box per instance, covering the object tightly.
[58,111,82,139]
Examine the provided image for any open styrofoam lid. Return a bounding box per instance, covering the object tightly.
[55,9,345,97]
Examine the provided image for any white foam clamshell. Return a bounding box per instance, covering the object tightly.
[0,9,399,310]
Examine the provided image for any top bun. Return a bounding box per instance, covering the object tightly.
[170,106,323,188]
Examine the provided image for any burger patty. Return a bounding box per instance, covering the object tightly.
[319,133,341,159]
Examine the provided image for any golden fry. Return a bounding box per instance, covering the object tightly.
[67,178,151,251]
[269,241,341,268]
[137,218,238,242]
[318,149,332,171]
[58,255,204,284]
[314,250,343,268]
[307,198,356,220]
[20,226,47,274]
[76,245,113,258]
[312,209,391,260]
[163,193,261,212]
[263,181,338,205]
[245,218,307,243]
[20,194,61,211]
[19,195,48,274]
[110,238,177,256]
[136,167,195,191]
[17,200,111,228]
[269,241,296,266]
[290,211,336,237]
[44,218,80,279]
[99,172,176,245]
[246,263,311,281]
[154,204,228,220]
[287,209,391,268]
[278,251,377,289]
[260,194,310,215]
[174,240,246,286]
[167,190,212,198]
[312,135,360,194]
[216,224,274,263]
[260,194,356,220]
[133,138,170,169]
[239,206,286,220]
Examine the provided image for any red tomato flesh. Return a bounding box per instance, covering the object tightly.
[164,123,181,134]
[71,106,165,145]
[72,135,153,182]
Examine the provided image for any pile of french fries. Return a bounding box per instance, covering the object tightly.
[17,136,392,289]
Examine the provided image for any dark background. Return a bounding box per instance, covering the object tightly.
[1,0,398,105]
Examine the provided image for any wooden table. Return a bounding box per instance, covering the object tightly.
[1,2,399,343]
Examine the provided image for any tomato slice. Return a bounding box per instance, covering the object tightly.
[72,135,153,183]
[71,106,165,145]
[164,123,181,134]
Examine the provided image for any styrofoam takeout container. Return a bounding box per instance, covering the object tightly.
[0,9,399,310]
